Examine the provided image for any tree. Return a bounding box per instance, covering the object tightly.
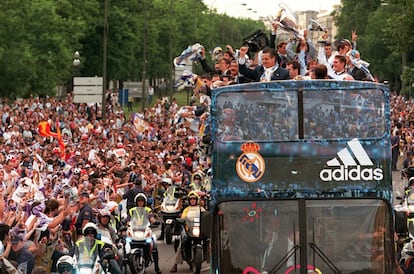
[0,0,265,98]
[334,0,414,92]
[0,0,95,97]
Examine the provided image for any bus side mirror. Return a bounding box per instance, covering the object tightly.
[200,211,211,239]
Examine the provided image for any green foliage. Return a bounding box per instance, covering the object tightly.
[0,0,96,97]
[335,0,414,91]
[0,0,265,98]
[401,66,414,84]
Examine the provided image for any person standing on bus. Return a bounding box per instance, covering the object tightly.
[392,130,401,171]
[238,47,290,82]
[286,61,301,80]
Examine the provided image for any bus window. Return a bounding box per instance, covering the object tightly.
[216,91,298,141]
[303,89,386,140]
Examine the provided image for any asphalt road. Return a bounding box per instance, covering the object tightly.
[393,163,407,205]
[144,230,210,274]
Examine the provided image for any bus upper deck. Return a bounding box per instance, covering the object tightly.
[210,80,391,203]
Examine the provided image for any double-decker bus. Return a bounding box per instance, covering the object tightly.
[208,80,395,274]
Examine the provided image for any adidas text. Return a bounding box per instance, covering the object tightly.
[319,165,383,181]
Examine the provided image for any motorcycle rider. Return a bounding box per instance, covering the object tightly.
[105,200,121,233]
[129,192,162,274]
[74,222,121,274]
[97,208,118,245]
[190,172,205,192]
[170,191,206,273]
[402,177,414,203]
[56,255,75,274]
[158,177,183,241]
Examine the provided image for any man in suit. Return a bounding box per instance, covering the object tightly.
[238,46,290,82]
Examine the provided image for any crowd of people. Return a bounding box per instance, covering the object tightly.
[0,90,212,273]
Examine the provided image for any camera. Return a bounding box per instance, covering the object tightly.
[242,29,269,52]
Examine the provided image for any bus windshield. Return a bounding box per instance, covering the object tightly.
[216,199,393,274]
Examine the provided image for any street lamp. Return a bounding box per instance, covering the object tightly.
[102,0,108,121]
[72,51,81,93]
[73,51,81,67]
[141,0,147,111]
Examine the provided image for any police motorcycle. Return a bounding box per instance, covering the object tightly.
[122,207,157,274]
[160,178,182,245]
[395,177,414,239]
[177,192,210,274]
[398,238,414,269]
[74,223,117,274]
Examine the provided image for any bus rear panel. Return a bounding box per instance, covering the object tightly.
[210,80,394,274]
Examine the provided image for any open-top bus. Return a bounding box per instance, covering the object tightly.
[208,80,395,274]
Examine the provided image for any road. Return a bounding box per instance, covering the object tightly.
[145,230,210,274]
[393,161,407,205]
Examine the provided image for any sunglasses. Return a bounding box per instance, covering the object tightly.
[59,267,73,273]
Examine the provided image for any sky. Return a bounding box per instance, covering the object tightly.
[202,0,342,19]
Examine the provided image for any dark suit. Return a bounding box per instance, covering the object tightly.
[270,33,288,68]
[238,63,290,82]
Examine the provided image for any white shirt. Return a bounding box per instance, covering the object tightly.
[260,64,279,82]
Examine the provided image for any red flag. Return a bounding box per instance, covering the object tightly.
[38,121,58,138]
[56,120,66,160]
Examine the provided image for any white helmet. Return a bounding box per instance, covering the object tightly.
[134,193,147,204]
[82,222,98,236]
[57,255,75,271]
[161,177,173,185]
[99,208,111,217]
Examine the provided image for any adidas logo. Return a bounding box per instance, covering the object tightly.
[319,138,384,181]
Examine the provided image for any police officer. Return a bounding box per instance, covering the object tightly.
[75,192,94,238]
[74,222,121,274]
[129,193,161,274]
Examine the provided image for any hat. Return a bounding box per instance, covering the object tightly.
[75,151,81,156]
[11,234,24,244]
[343,39,352,47]
[10,228,25,244]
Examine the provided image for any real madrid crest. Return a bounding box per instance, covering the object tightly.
[236,141,265,183]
